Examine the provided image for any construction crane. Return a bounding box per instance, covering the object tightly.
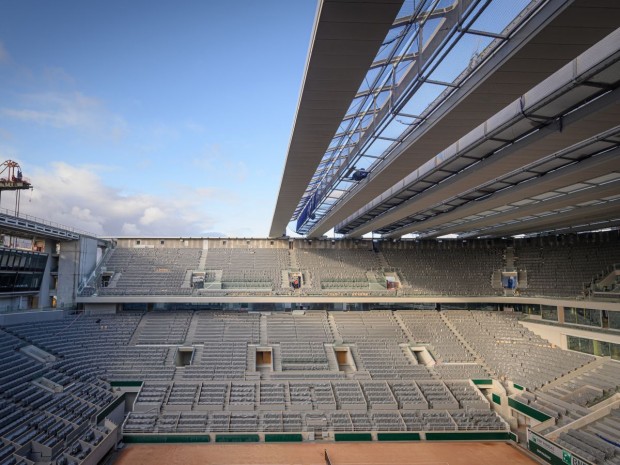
[0,160,33,215]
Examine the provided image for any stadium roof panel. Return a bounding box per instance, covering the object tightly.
[271,0,620,239]
[269,0,404,238]
[336,33,620,237]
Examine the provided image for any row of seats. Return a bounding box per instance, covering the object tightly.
[266,312,333,343]
[131,379,489,413]
[205,248,290,290]
[123,408,507,434]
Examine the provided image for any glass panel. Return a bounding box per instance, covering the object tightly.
[514,304,540,316]
[567,335,580,352]
[470,0,533,35]
[565,307,601,327]
[0,251,8,269]
[541,305,558,321]
[585,308,602,327]
[592,340,610,357]
[609,311,620,331]
[565,307,576,324]
[568,336,611,357]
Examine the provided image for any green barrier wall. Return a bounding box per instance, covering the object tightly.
[472,379,493,385]
[215,434,260,443]
[426,431,510,441]
[334,433,373,442]
[110,380,143,387]
[508,397,552,422]
[492,393,502,405]
[96,394,125,423]
[265,434,303,442]
[377,432,420,441]
[124,434,210,443]
[513,383,525,391]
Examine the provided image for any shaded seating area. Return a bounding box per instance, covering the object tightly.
[381,241,504,296]
[515,233,620,298]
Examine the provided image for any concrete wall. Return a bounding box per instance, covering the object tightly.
[84,303,118,315]
[0,309,67,326]
[57,237,98,309]
[112,237,379,250]
[36,238,55,309]
[114,237,206,249]
[208,238,289,249]
[78,237,99,284]
[114,237,294,249]
[0,295,28,313]
[57,241,79,309]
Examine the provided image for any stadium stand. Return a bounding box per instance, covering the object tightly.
[294,247,382,291]
[4,308,618,451]
[514,234,620,298]
[380,241,505,297]
[0,325,121,465]
[188,311,260,344]
[397,310,477,363]
[97,247,202,296]
[0,2,618,463]
[0,302,619,465]
[553,412,620,465]
[444,311,595,389]
[79,232,620,301]
[203,247,290,290]
[543,360,620,408]
[266,311,333,343]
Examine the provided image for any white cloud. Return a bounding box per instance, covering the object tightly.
[139,206,166,225]
[18,162,219,237]
[0,91,127,140]
[70,206,101,223]
[121,223,141,235]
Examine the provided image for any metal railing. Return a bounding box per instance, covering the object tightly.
[0,206,97,237]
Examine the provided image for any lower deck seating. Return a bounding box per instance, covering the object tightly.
[3,309,619,451]
[0,329,121,465]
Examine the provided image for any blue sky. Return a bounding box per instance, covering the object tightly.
[0,0,316,237]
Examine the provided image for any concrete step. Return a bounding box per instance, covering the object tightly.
[393,312,415,344]
[184,312,201,344]
[439,312,493,375]
[260,314,268,345]
[327,313,342,342]
[128,313,150,345]
[325,344,340,371]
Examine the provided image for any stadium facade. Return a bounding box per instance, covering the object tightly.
[0,1,620,465]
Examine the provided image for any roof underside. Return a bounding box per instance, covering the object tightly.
[270,0,620,239]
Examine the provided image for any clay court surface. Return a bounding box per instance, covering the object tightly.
[114,441,537,465]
